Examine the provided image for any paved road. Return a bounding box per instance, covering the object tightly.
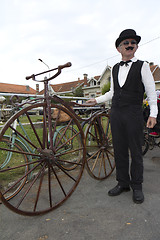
[1,147,160,240]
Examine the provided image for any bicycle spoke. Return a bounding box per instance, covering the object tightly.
[98,151,103,177]
[26,112,43,148]
[101,151,107,176]
[9,125,38,149]
[105,150,114,169]
[48,165,52,207]
[0,146,40,158]
[57,158,83,167]
[54,119,73,149]
[16,163,46,209]
[56,147,84,157]
[56,130,80,152]
[0,159,41,173]
[33,164,46,212]
[90,151,101,172]
[87,148,101,162]
[55,161,77,182]
[50,165,67,197]
[2,161,43,196]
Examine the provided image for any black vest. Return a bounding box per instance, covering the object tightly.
[112,60,145,107]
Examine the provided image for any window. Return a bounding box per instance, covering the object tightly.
[90,80,96,86]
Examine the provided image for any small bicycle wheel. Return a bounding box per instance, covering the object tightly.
[0,102,85,216]
[85,112,115,180]
[0,136,28,201]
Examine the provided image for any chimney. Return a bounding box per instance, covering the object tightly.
[36,84,39,94]
[83,73,88,86]
[26,85,30,91]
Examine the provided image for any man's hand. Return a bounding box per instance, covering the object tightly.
[147,116,157,128]
[85,98,97,105]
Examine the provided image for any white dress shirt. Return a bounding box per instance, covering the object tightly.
[96,57,158,118]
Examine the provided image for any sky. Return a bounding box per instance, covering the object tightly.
[0,0,160,91]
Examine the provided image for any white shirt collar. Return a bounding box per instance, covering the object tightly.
[130,57,137,62]
[120,57,137,63]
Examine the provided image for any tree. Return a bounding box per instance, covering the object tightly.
[73,86,84,97]
[101,81,110,95]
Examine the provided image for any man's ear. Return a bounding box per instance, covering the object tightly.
[116,46,121,53]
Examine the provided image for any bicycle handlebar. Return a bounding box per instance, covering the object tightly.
[26,62,72,81]
[58,62,72,69]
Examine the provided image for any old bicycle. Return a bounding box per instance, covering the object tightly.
[0,63,114,216]
[142,104,160,155]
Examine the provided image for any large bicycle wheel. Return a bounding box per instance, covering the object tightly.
[0,136,29,201]
[0,102,85,216]
[85,112,115,180]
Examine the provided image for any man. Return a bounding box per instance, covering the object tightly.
[86,29,158,204]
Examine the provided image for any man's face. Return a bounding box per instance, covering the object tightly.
[117,38,138,58]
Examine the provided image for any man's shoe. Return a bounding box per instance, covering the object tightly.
[133,190,144,204]
[108,184,130,196]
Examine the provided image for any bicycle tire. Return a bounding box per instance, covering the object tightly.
[0,102,85,216]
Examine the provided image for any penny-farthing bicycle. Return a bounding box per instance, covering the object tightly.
[0,63,115,216]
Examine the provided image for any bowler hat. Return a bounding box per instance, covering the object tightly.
[115,29,141,48]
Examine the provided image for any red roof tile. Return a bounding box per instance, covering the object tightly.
[50,80,87,93]
[0,82,36,94]
[49,76,100,94]
[39,78,91,95]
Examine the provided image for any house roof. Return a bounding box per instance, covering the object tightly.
[98,65,111,82]
[0,82,36,94]
[87,76,100,83]
[51,76,101,93]
[51,79,86,92]
[39,77,94,95]
[150,65,160,82]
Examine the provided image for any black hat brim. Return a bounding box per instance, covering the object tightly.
[115,35,141,48]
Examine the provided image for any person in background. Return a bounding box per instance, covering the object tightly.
[149,90,160,136]
[86,29,158,204]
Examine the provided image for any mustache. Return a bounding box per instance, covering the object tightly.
[126,46,134,50]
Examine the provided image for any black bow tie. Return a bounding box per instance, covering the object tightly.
[119,60,132,66]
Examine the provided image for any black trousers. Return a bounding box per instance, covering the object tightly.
[110,105,144,190]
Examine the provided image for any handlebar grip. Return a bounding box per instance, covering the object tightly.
[58,62,72,70]
[26,74,35,80]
